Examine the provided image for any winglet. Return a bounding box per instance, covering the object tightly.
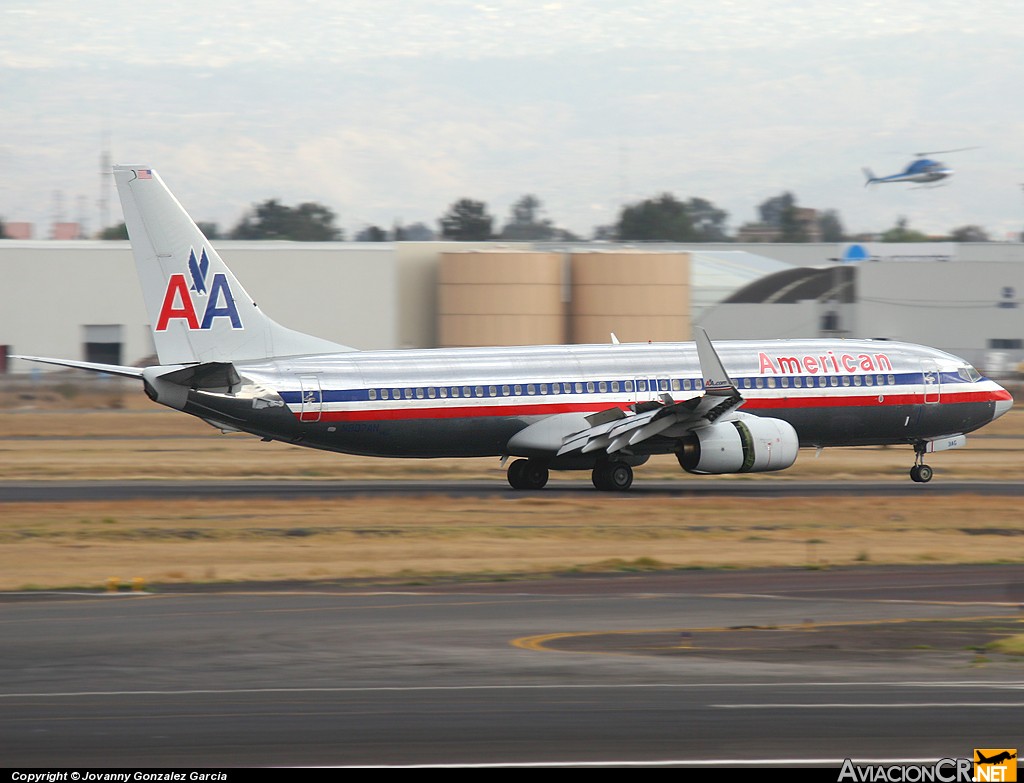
[694,327,737,397]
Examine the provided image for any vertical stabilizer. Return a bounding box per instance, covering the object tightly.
[114,165,353,364]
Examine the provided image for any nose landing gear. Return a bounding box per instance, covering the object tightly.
[910,443,933,483]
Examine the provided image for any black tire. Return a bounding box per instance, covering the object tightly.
[909,465,922,483]
[592,461,633,492]
[507,459,527,489]
[606,462,633,491]
[521,462,549,490]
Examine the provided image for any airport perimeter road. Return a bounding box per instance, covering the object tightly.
[3,478,1024,501]
[1,565,1023,766]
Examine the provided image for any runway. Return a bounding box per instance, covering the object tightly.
[3,478,1024,502]
[2,565,1022,766]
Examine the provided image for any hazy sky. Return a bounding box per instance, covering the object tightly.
[3,1,1024,239]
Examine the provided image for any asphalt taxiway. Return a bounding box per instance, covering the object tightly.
[1,565,1022,766]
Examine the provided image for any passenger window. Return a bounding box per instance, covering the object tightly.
[451,387,460,398]
[793,377,801,388]
[488,386,497,397]
[853,375,862,387]
[767,378,776,389]
[887,375,895,385]
[830,376,838,387]
[416,388,424,399]
[369,389,377,400]
[865,375,873,387]
[586,382,595,393]
[683,379,691,391]
[502,385,510,396]
[514,384,522,395]
[474,386,483,397]
[755,378,764,389]
[842,376,850,387]
[439,387,448,398]
[428,387,436,398]
[552,384,560,395]
[659,380,669,391]
[575,383,583,393]
[527,384,536,395]
[638,380,647,392]
[540,384,548,394]
[781,377,789,388]
[381,389,389,400]
[404,389,413,399]
[598,381,607,393]
[611,381,620,393]
[671,379,681,392]
[625,381,634,392]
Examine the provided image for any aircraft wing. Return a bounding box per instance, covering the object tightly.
[11,355,145,379]
[556,327,744,457]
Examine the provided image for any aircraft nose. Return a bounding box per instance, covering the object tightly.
[993,388,1013,420]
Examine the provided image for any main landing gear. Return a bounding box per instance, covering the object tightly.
[507,459,549,490]
[592,460,634,492]
[910,443,933,483]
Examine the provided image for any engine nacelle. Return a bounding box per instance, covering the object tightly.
[677,415,799,474]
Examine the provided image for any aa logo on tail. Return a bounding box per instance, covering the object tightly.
[156,248,243,331]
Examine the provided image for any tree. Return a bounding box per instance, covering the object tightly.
[196,222,221,240]
[499,194,556,240]
[230,199,342,241]
[880,216,930,243]
[617,193,696,241]
[355,225,388,242]
[439,199,494,241]
[98,222,129,239]
[778,204,808,242]
[950,225,989,242]
[817,210,845,242]
[758,192,796,227]
[684,197,729,241]
[395,221,435,241]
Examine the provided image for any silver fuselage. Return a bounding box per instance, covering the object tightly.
[176,338,1011,462]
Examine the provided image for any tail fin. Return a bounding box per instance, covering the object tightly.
[862,167,876,186]
[114,165,354,365]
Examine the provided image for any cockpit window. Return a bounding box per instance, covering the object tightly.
[958,365,982,382]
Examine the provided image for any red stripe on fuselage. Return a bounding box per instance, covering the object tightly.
[290,388,1008,423]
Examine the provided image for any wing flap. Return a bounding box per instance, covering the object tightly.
[556,328,744,457]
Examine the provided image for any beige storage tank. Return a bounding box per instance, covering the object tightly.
[570,251,690,344]
[438,251,566,347]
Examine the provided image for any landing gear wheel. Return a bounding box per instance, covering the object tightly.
[507,459,548,490]
[592,461,634,492]
[911,464,933,483]
[909,441,934,483]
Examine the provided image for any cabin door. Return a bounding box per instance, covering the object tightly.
[298,374,323,422]
[921,360,941,405]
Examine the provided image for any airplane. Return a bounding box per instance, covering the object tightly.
[863,148,977,188]
[976,751,1016,765]
[13,166,1014,490]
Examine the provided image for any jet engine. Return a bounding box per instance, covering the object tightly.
[677,415,799,474]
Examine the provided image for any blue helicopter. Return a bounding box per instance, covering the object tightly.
[863,148,978,188]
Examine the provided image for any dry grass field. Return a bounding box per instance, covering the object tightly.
[1,383,1022,590]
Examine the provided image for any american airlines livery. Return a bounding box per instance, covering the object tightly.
[15,166,1013,490]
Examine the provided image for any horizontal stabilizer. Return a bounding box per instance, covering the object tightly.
[11,355,144,379]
